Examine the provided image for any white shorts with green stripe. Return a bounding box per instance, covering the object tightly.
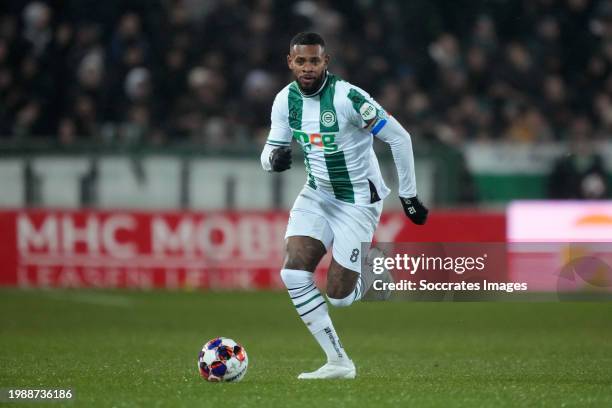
[285,185,383,273]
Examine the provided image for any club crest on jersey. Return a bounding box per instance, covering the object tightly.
[320,110,337,127]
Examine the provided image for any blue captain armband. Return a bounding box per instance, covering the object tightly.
[371,117,387,136]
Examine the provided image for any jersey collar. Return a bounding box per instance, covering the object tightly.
[295,71,329,98]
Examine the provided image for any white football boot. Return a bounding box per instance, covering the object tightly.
[361,246,394,301]
[297,360,356,380]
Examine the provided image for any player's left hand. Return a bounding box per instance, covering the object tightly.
[399,195,429,225]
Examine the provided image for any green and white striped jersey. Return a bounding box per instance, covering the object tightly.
[266,73,391,205]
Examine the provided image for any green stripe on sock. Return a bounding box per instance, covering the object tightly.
[295,292,322,308]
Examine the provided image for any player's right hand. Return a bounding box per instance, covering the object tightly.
[270,146,292,172]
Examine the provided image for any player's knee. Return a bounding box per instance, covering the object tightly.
[283,238,325,272]
[283,256,309,271]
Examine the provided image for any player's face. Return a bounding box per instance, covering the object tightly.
[287,45,329,93]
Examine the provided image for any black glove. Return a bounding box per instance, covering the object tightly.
[400,195,429,225]
[269,146,292,172]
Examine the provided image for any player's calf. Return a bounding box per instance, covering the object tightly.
[326,248,393,306]
[326,258,359,307]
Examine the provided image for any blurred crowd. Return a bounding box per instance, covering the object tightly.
[0,0,612,147]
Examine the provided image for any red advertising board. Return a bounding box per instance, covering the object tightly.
[0,209,506,289]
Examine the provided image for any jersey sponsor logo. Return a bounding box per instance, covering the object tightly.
[320,110,337,127]
[359,102,377,121]
[292,130,338,153]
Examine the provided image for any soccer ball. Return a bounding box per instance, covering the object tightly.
[198,337,248,382]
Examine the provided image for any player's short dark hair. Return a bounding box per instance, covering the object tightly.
[289,32,325,50]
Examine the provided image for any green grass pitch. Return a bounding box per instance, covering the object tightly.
[1,289,611,407]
